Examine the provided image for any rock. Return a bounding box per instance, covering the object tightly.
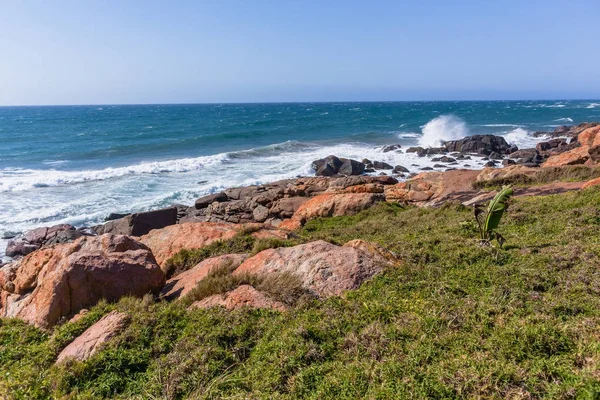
[536,139,568,153]
[533,122,599,138]
[232,240,397,298]
[384,169,481,206]
[364,168,375,173]
[443,135,513,155]
[252,205,270,223]
[456,155,471,160]
[312,155,343,176]
[502,159,517,166]
[105,213,129,222]
[484,161,497,167]
[0,235,164,328]
[431,156,456,163]
[476,165,538,184]
[361,158,371,165]
[283,193,384,229]
[5,240,41,258]
[98,207,178,236]
[393,165,409,173]
[489,152,504,160]
[56,311,130,363]
[508,148,544,166]
[421,167,433,171]
[338,158,365,175]
[382,144,402,152]
[189,285,287,312]
[5,224,80,258]
[433,164,446,168]
[406,146,424,154]
[582,177,600,189]
[373,161,394,170]
[269,197,309,219]
[139,222,241,267]
[543,147,590,167]
[195,192,228,209]
[161,254,248,301]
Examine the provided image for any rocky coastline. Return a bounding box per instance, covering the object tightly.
[2,122,600,332]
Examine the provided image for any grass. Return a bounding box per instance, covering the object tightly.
[473,165,600,189]
[2,187,600,399]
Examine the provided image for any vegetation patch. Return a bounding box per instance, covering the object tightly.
[2,187,600,398]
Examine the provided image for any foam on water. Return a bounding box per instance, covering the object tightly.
[554,117,574,123]
[418,115,469,148]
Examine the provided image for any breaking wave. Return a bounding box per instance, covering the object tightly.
[418,115,469,148]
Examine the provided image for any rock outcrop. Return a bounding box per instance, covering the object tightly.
[0,235,164,328]
[544,125,600,167]
[232,240,398,298]
[56,311,130,363]
[189,285,287,312]
[160,254,248,301]
[443,135,516,156]
[139,222,243,268]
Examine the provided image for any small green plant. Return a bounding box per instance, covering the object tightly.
[474,185,513,247]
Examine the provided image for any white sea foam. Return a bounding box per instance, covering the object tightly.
[418,115,469,148]
[502,127,543,149]
[554,117,574,123]
[587,103,600,109]
[480,124,520,128]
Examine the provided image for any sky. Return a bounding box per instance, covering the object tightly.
[0,0,599,105]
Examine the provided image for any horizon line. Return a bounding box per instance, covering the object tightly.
[1,98,600,108]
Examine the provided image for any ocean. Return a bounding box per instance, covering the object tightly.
[1,100,599,259]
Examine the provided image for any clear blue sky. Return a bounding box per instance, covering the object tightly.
[1,0,598,105]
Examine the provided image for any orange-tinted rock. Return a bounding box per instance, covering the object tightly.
[278,218,303,231]
[543,126,600,167]
[233,240,397,298]
[284,193,384,229]
[139,222,240,267]
[160,254,248,301]
[188,285,287,312]
[139,222,288,268]
[543,146,590,167]
[56,311,129,363]
[475,165,538,183]
[582,177,600,189]
[0,235,164,328]
[385,169,480,206]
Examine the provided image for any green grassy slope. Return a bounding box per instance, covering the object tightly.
[2,187,600,399]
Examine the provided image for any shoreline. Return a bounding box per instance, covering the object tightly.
[2,122,599,263]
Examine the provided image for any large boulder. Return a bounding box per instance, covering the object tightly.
[443,135,515,155]
[160,254,248,301]
[338,158,365,176]
[97,206,178,236]
[312,155,343,176]
[233,240,397,298]
[189,285,287,312]
[0,235,164,328]
[56,311,130,363]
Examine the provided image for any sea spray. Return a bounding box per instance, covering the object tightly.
[418,115,469,148]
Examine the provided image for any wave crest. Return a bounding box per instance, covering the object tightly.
[418,115,469,148]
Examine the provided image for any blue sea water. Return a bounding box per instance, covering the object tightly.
[1,100,599,257]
